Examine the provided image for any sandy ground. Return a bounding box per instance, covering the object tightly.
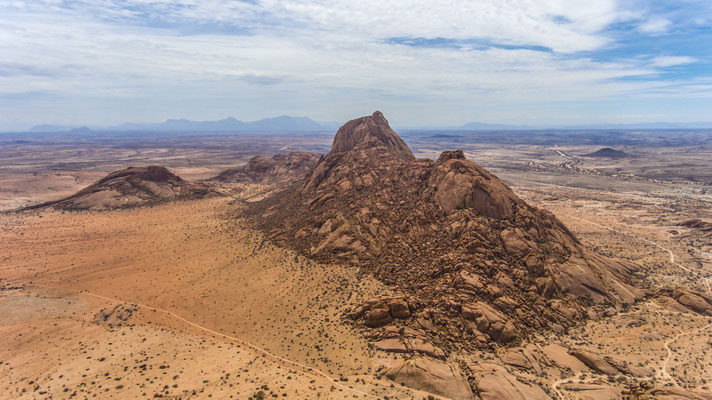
[0,197,434,399]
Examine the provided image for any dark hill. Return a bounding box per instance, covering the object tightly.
[583,148,629,158]
[23,166,213,211]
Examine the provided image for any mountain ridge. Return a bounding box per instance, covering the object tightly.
[27,115,329,133]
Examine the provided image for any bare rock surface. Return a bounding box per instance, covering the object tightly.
[382,357,474,400]
[22,166,213,211]
[540,343,590,373]
[568,349,620,375]
[470,362,551,400]
[672,286,712,315]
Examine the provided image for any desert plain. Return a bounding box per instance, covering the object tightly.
[1,126,711,399]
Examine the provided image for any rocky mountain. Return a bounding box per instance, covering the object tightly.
[23,166,213,211]
[247,111,644,356]
[212,152,320,185]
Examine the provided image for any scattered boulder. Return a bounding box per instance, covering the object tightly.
[348,295,411,327]
[93,304,135,327]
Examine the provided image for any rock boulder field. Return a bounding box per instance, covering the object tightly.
[213,152,320,185]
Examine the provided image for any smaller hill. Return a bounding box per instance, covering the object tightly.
[22,166,213,211]
[583,148,629,158]
[678,218,712,237]
[212,152,320,185]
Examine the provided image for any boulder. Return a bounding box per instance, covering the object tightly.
[672,286,712,315]
[463,302,517,343]
[364,306,392,327]
[568,349,619,375]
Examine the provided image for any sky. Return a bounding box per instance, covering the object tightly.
[0,0,711,130]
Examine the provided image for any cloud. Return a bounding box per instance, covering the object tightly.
[638,16,672,34]
[0,0,709,126]
[651,56,697,67]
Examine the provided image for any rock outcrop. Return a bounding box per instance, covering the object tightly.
[381,357,474,400]
[469,363,551,400]
[568,349,620,375]
[678,218,712,237]
[213,152,320,185]
[247,111,643,353]
[672,286,712,315]
[23,166,213,211]
[93,304,135,327]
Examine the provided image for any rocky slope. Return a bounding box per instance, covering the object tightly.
[212,152,320,185]
[23,166,212,211]
[249,112,643,350]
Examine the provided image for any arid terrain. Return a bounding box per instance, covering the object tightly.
[1,120,712,399]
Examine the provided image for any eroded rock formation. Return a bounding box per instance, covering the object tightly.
[213,152,320,185]
[246,111,644,354]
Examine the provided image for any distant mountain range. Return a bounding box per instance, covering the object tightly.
[25,117,712,134]
[444,121,712,131]
[28,115,330,133]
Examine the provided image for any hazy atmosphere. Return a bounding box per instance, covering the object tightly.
[2,0,711,130]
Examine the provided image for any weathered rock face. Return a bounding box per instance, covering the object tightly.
[428,150,520,218]
[213,152,320,185]
[469,362,551,400]
[326,111,413,160]
[247,111,643,354]
[382,357,474,400]
[24,166,213,211]
[672,286,712,315]
[568,349,620,375]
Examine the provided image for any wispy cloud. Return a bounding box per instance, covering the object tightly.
[651,56,697,67]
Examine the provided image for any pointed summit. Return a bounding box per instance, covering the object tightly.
[328,111,414,160]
